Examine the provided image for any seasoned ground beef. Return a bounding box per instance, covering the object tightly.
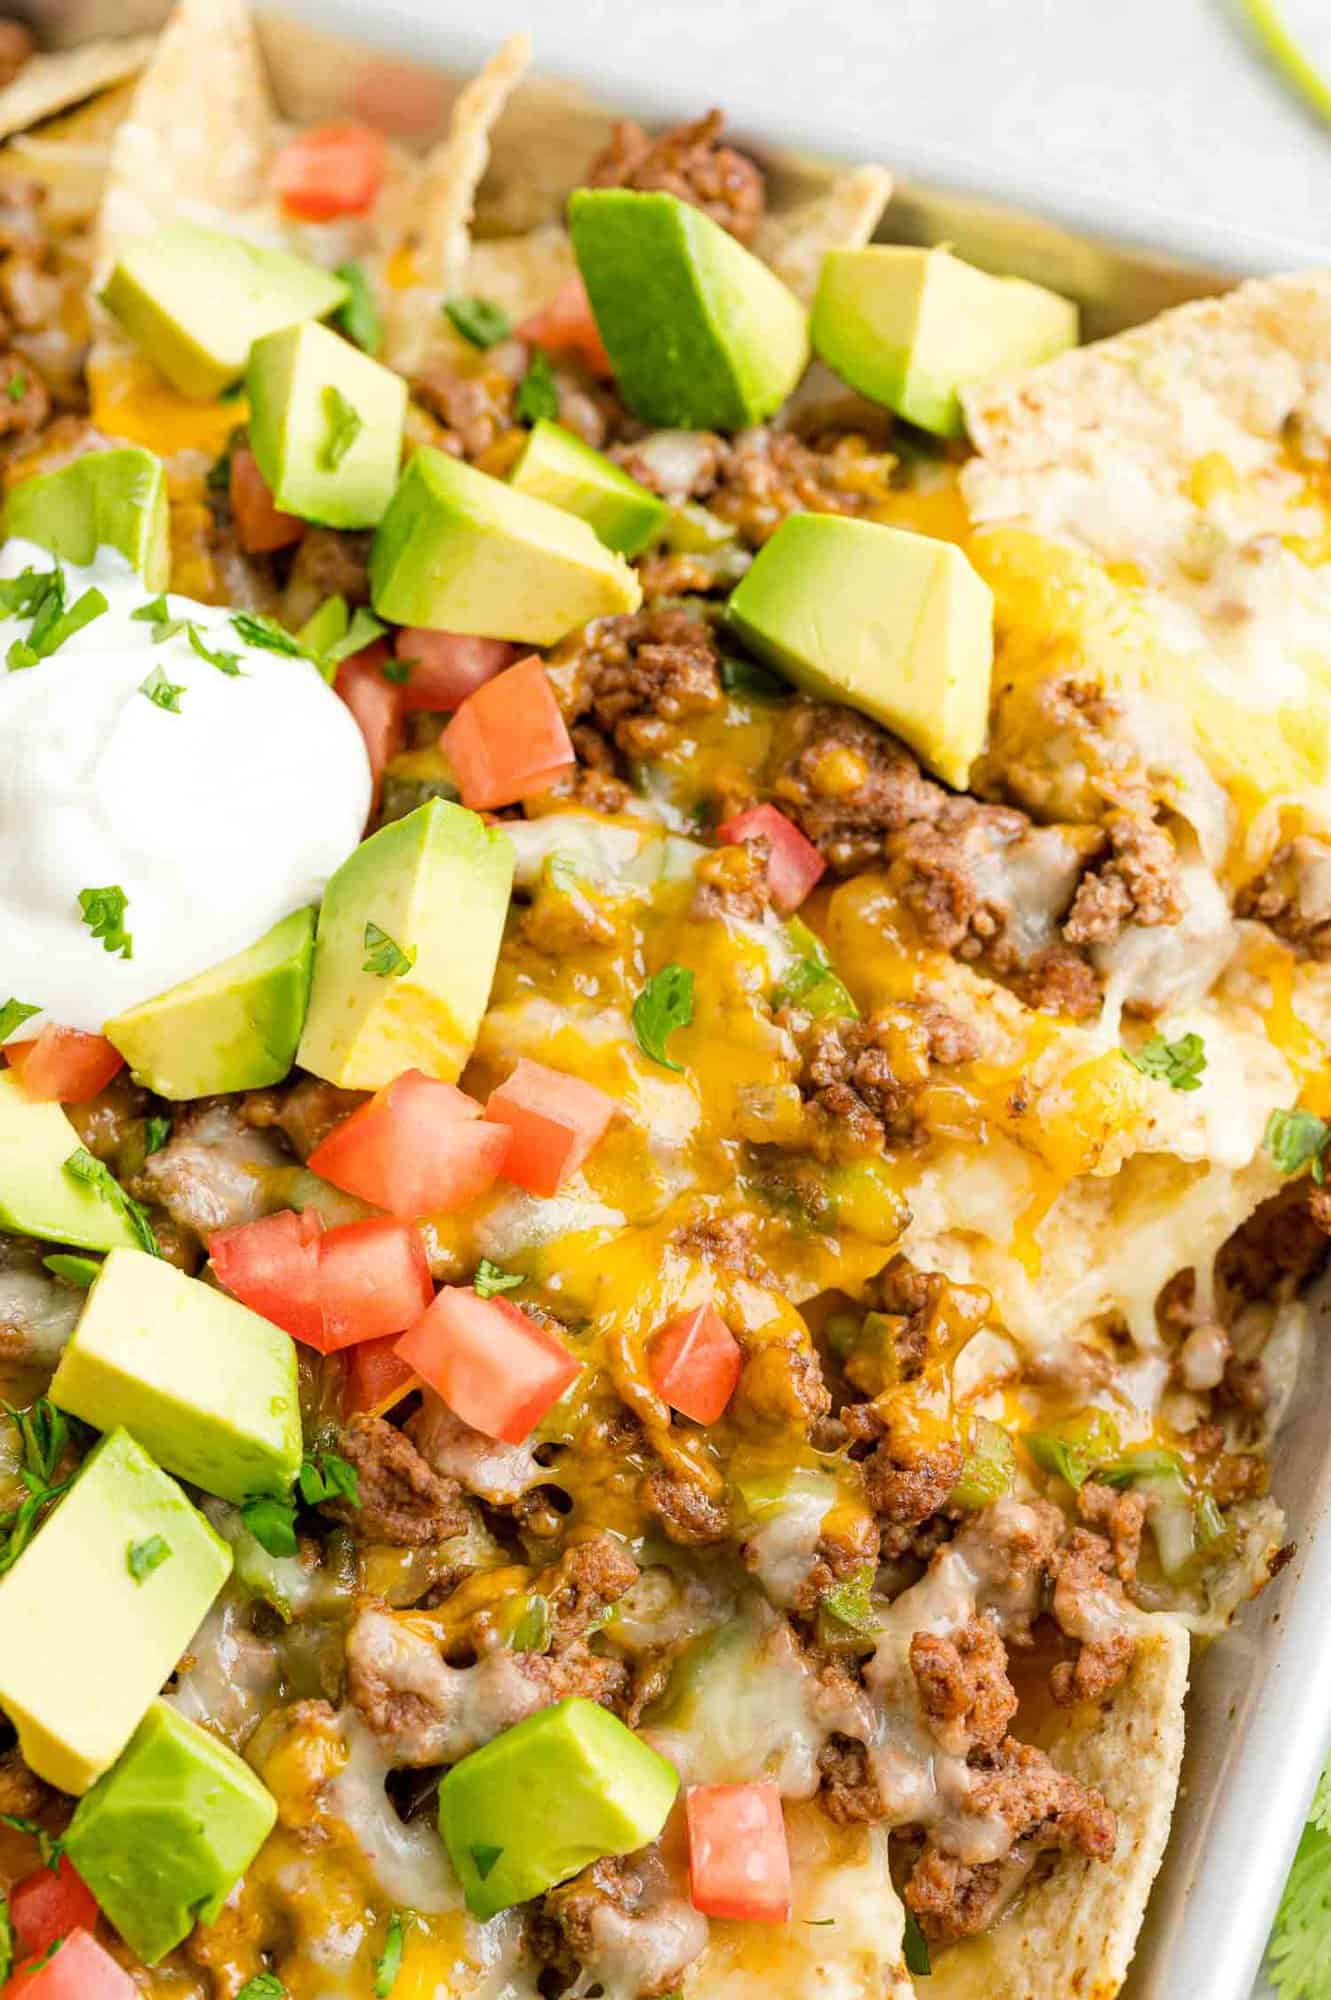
[642,1468,730,1545]
[0,352,48,437]
[1218,1178,1331,1300]
[1062,810,1185,945]
[550,604,723,761]
[710,428,891,547]
[772,705,943,873]
[586,108,765,245]
[328,1414,469,1546]
[842,1407,965,1554]
[692,838,772,921]
[412,356,519,462]
[1047,1528,1137,1705]
[909,1615,1018,1756]
[818,1734,886,1823]
[791,1001,979,1150]
[1236,836,1331,957]
[242,1075,365,1161]
[0,1746,46,1819]
[1077,1480,1146,1588]
[731,1333,831,1430]
[671,1208,770,1281]
[532,1851,709,1999]
[0,20,32,90]
[529,1535,640,1648]
[281,527,372,628]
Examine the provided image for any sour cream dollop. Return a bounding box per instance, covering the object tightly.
[0,542,372,1036]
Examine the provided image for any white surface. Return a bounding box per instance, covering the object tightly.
[290,0,1331,274]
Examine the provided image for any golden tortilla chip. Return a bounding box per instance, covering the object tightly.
[921,1618,1189,2000]
[754,162,892,303]
[0,35,155,144]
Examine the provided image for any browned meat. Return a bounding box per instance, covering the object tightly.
[905,1851,1015,1942]
[1237,836,1331,957]
[818,1734,886,1823]
[412,358,518,462]
[671,1208,770,1280]
[710,428,891,546]
[909,1615,1017,1756]
[731,1334,831,1431]
[1008,944,1103,1020]
[529,1535,640,1648]
[586,108,765,245]
[792,1001,979,1150]
[281,527,372,627]
[0,1747,46,1819]
[1062,810,1184,946]
[1078,1480,1146,1587]
[532,1851,709,1998]
[547,734,632,814]
[861,1258,992,1385]
[842,1408,965,1555]
[137,1098,288,1242]
[770,706,944,874]
[692,839,773,921]
[0,352,48,437]
[242,1075,367,1161]
[0,21,33,89]
[550,604,723,761]
[642,1468,730,1545]
[516,1645,629,1711]
[329,1414,469,1546]
[1047,1528,1137,1705]
[1218,1178,1331,1300]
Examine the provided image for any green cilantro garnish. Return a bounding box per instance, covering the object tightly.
[335,259,383,355]
[1268,1755,1331,1996]
[298,1448,360,1509]
[0,1400,73,1577]
[380,655,411,685]
[0,997,39,1041]
[144,1114,172,1156]
[6,566,106,669]
[230,610,308,658]
[474,1258,522,1299]
[1266,1106,1331,1179]
[132,594,184,644]
[78,883,132,960]
[139,662,185,713]
[236,1977,287,2000]
[187,620,244,677]
[719,654,790,700]
[470,1843,503,1881]
[1122,1030,1207,1092]
[240,1494,298,1558]
[374,1912,406,1996]
[63,1147,160,1257]
[631,962,694,1072]
[445,295,511,349]
[23,1937,63,1973]
[363,922,416,978]
[0,1897,11,1987]
[321,384,363,471]
[902,1908,932,1977]
[42,1254,99,1290]
[0,568,52,616]
[127,1534,171,1582]
[819,1562,881,1637]
[4,369,25,402]
[516,350,559,425]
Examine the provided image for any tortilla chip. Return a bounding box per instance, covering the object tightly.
[921,1618,1189,2000]
[0,35,155,143]
[754,162,892,303]
[95,0,275,274]
[0,80,138,227]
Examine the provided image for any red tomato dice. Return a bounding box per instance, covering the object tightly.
[308,1069,510,1219]
[716,803,825,913]
[485,1059,617,1198]
[441,655,575,810]
[271,121,387,220]
[208,1208,323,1347]
[395,1286,580,1443]
[5,1028,123,1104]
[3,1929,136,1999]
[395,629,515,712]
[317,1217,433,1351]
[648,1304,742,1425]
[686,1782,791,1922]
[229,446,305,554]
[516,274,613,378]
[10,1858,99,1961]
[335,642,406,802]
[344,1332,420,1417]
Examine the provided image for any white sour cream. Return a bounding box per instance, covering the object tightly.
[0,541,371,1037]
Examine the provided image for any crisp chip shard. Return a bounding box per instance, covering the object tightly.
[0,34,155,143]
[754,162,892,303]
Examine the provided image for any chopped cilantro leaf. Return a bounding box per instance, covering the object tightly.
[516,350,558,425]
[320,384,363,470]
[230,610,308,658]
[1266,1106,1331,1178]
[631,963,694,1072]
[1123,1030,1207,1092]
[236,1977,287,2000]
[4,566,105,668]
[470,1843,503,1881]
[335,259,383,355]
[0,1897,11,1987]
[63,1147,160,1257]
[0,997,39,1041]
[474,1259,522,1299]
[298,1448,360,1509]
[363,922,416,978]
[902,1908,932,1977]
[240,1494,298,1558]
[380,655,411,685]
[0,1402,74,1578]
[445,295,511,349]
[187,620,244,677]
[0,568,55,618]
[78,883,132,959]
[42,1254,99,1290]
[127,1533,171,1582]
[4,369,25,402]
[132,594,186,644]
[144,1114,172,1156]
[374,1911,406,1995]
[140,662,185,713]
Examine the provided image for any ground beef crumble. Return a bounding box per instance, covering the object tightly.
[528,1535,640,1648]
[327,1414,469,1546]
[1236,836,1331,957]
[790,1000,980,1151]
[586,108,765,245]
[1218,1178,1331,1300]
[242,1074,365,1161]
[909,1614,1018,1756]
[709,427,892,546]
[1062,809,1185,945]
[549,604,723,761]
[642,1468,730,1546]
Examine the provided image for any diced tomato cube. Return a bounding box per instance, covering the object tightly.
[395,1286,580,1443]
[10,1858,99,1961]
[516,274,613,378]
[485,1059,617,1198]
[5,1027,123,1104]
[685,1782,791,1922]
[344,1332,420,1417]
[648,1304,742,1425]
[208,1208,323,1347]
[394,629,515,712]
[317,1217,433,1351]
[271,121,387,221]
[441,655,575,810]
[308,1069,510,1219]
[3,1928,137,1999]
[716,803,825,913]
[229,446,305,554]
[335,642,406,802]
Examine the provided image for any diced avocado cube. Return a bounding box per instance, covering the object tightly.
[3,446,169,587]
[65,1699,277,1963]
[370,447,641,644]
[509,420,666,558]
[0,1429,230,1793]
[568,188,809,429]
[105,907,315,1100]
[100,222,349,400]
[297,797,513,1090]
[811,244,1079,439]
[0,1071,138,1253]
[49,1248,302,1505]
[247,320,406,530]
[728,513,994,789]
[439,1698,679,1918]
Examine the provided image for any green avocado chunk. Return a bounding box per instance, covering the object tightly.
[297,797,514,1090]
[509,419,666,557]
[65,1699,277,1963]
[0,1071,138,1252]
[811,244,1079,438]
[105,907,315,1100]
[247,319,406,529]
[727,512,994,789]
[49,1247,302,1505]
[0,1429,230,1794]
[3,446,169,587]
[568,188,809,428]
[100,222,349,400]
[370,446,641,643]
[438,1698,679,1918]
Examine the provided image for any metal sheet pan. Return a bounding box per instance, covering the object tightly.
[12,5,1331,1994]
